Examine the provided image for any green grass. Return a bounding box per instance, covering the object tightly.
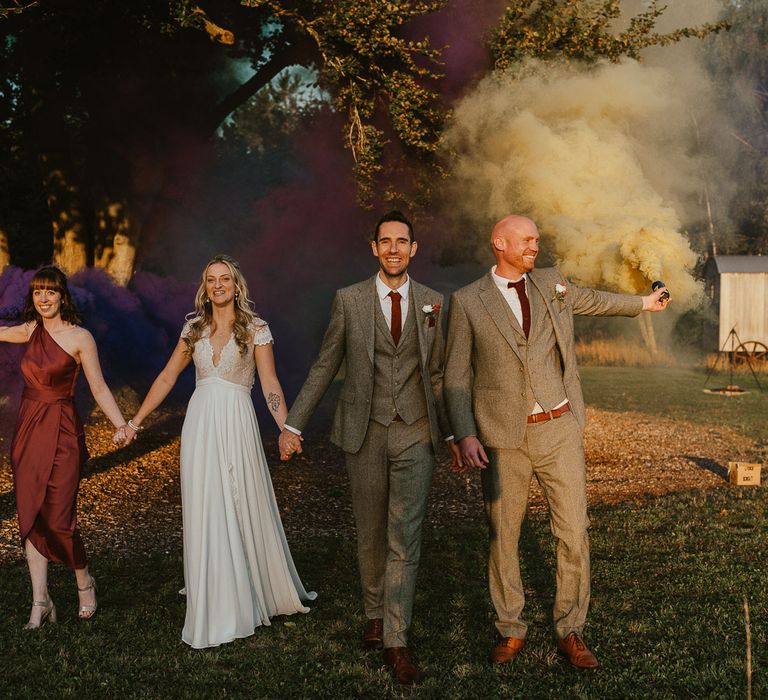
[1,487,765,699]
[581,366,768,442]
[1,367,765,698]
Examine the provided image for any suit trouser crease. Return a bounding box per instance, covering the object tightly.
[346,417,434,648]
[484,412,590,639]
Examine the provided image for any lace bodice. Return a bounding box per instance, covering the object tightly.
[181,319,273,388]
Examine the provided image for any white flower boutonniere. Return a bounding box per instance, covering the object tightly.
[422,303,441,328]
[554,283,568,302]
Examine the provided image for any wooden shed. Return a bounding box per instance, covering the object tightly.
[703,255,768,358]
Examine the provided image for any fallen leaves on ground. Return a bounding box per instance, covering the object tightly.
[0,406,761,565]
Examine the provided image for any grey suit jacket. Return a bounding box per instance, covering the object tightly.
[444,267,643,449]
[286,275,450,454]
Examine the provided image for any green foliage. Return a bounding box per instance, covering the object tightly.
[237,1,447,202]
[492,0,728,68]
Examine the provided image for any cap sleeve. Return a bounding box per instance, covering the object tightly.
[251,319,273,346]
[180,320,192,339]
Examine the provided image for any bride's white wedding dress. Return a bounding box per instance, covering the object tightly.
[179,319,316,648]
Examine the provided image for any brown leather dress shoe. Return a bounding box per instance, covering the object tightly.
[383,646,422,686]
[362,618,383,650]
[490,636,525,664]
[557,632,599,669]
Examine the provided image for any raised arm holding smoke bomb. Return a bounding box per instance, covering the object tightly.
[444,215,669,670]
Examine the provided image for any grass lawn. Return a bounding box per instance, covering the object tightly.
[580,366,768,442]
[1,487,765,699]
[1,366,765,699]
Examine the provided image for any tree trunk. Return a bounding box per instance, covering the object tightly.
[638,313,658,356]
[0,229,9,275]
[41,155,88,276]
[93,200,136,286]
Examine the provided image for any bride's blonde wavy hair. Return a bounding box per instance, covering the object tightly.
[183,254,260,356]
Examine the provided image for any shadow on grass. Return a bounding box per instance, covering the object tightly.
[685,455,729,480]
[0,413,186,529]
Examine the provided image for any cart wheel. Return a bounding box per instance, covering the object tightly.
[734,341,768,365]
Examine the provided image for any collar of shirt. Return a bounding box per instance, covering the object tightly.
[491,265,527,292]
[376,273,410,303]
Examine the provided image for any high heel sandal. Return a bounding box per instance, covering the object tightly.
[24,598,57,630]
[77,577,98,620]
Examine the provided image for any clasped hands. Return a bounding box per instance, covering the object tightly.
[448,436,488,474]
[112,421,139,447]
[279,428,303,461]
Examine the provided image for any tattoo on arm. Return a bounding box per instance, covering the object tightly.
[267,392,281,412]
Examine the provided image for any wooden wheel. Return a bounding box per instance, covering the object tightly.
[734,341,768,365]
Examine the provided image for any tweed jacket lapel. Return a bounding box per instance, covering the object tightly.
[356,275,378,365]
[528,268,569,359]
[526,273,545,338]
[479,273,524,363]
[410,281,429,368]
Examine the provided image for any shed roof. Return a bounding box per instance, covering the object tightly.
[707,255,768,274]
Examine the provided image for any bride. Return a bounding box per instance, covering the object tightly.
[120,254,315,648]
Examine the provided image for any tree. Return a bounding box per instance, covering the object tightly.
[707,0,768,254]
[492,0,727,68]
[0,1,447,280]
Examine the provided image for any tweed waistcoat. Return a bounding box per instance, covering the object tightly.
[497,282,568,413]
[370,295,428,426]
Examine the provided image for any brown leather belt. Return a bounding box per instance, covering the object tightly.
[527,402,571,424]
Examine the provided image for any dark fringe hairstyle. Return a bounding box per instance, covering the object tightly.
[22,266,82,326]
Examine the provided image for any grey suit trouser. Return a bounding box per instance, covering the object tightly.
[345,417,434,648]
[482,411,590,640]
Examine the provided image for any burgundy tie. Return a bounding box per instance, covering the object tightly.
[388,290,402,344]
[507,279,530,338]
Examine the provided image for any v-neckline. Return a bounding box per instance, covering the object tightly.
[208,333,234,368]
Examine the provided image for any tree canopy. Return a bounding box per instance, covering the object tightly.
[1,0,761,284]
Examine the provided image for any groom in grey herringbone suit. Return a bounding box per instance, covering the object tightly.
[444,215,670,669]
[280,210,458,686]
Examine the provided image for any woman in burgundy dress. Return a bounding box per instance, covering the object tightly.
[1,267,128,629]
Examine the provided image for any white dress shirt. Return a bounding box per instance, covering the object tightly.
[376,273,410,329]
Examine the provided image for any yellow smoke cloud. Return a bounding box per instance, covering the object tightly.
[445,59,704,307]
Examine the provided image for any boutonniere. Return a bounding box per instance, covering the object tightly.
[422,303,441,327]
[553,283,568,302]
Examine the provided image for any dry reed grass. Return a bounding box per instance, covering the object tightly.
[575,338,675,366]
[703,353,768,374]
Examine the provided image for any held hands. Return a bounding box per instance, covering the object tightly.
[112,418,140,446]
[642,286,671,312]
[457,436,489,472]
[447,439,465,474]
[279,428,303,461]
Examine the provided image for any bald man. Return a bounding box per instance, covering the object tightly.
[444,215,669,668]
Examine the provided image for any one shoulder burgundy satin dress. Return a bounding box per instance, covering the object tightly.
[11,325,89,569]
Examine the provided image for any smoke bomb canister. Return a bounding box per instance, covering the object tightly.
[651,280,670,301]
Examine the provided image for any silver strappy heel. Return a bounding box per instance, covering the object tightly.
[24,598,57,630]
[77,577,98,620]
